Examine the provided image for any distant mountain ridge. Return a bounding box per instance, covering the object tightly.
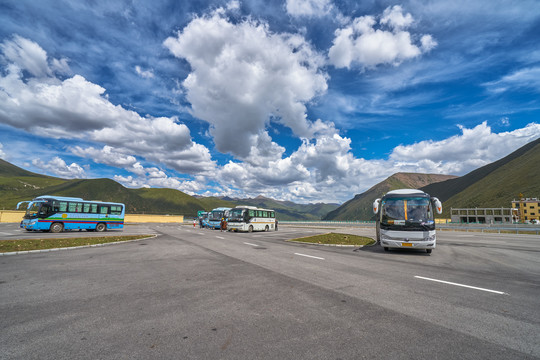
[325,137,540,220]
[421,137,540,216]
[0,159,337,220]
[213,195,339,221]
[323,173,456,221]
[4,136,539,220]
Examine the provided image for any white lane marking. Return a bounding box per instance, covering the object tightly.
[294,253,325,260]
[414,276,506,295]
[0,232,13,236]
[216,236,225,239]
[243,242,260,247]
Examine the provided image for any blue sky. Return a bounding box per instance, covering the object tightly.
[1,0,539,203]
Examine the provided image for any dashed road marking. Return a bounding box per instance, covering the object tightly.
[294,252,325,260]
[243,242,260,247]
[414,276,506,295]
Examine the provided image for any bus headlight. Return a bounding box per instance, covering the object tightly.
[426,234,436,242]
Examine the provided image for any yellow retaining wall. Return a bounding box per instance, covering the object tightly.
[124,214,184,223]
[0,211,183,223]
[0,210,25,223]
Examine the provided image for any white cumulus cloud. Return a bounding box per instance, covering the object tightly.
[32,157,86,179]
[164,8,328,158]
[390,121,540,174]
[285,0,333,17]
[0,35,216,176]
[328,5,437,69]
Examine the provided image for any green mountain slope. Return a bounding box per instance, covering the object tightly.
[421,137,540,203]
[0,160,205,214]
[427,138,540,216]
[324,173,457,221]
[0,159,337,219]
[222,195,339,221]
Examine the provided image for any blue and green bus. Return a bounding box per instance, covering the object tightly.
[17,195,125,233]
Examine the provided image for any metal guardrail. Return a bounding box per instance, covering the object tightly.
[280,221,375,227]
[279,221,540,235]
[438,224,540,235]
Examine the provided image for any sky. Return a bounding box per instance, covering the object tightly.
[1,0,539,204]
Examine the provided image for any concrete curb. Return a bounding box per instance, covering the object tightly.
[285,240,365,247]
[0,234,159,256]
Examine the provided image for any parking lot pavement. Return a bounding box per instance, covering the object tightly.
[1,223,539,359]
[0,222,158,240]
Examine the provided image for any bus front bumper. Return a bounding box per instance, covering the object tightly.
[20,219,38,230]
[380,230,436,249]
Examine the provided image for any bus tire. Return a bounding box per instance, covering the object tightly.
[248,225,253,233]
[265,225,269,232]
[95,223,107,232]
[383,247,389,252]
[426,249,432,254]
[50,222,64,233]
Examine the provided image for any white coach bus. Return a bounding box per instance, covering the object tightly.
[227,205,276,232]
[373,189,442,254]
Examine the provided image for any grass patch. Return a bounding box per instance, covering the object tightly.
[0,235,154,253]
[288,232,375,246]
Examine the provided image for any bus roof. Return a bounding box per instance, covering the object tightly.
[233,205,274,212]
[32,195,124,205]
[383,189,430,199]
[211,207,231,211]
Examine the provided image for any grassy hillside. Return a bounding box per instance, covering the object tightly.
[421,137,540,202]
[436,139,540,216]
[0,159,337,219]
[223,196,339,221]
[324,173,457,221]
[0,159,205,215]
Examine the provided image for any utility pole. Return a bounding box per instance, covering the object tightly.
[518,193,524,223]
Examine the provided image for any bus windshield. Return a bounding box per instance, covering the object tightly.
[25,202,42,218]
[382,197,433,226]
[209,211,224,221]
[228,208,245,221]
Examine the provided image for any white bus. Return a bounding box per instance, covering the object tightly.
[227,206,276,232]
[373,189,442,254]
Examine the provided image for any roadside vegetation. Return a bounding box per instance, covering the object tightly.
[0,235,154,253]
[288,232,375,246]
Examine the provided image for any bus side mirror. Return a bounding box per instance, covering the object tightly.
[373,199,380,214]
[432,197,442,214]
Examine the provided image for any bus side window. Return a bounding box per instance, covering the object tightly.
[91,204,98,213]
[110,205,122,215]
[262,211,268,218]
[83,203,91,213]
[38,204,51,216]
[249,210,255,217]
[257,210,263,217]
[58,201,67,212]
[53,200,66,212]
[100,206,109,214]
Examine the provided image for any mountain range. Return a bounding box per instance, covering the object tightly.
[325,136,540,220]
[0,159,336,220]
[2,136,539,220]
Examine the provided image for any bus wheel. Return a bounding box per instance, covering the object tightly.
[426,249,432,254]
[383,247,389,252]
[50,222,64,233]
[265,225,269,232]
[96,223,107,232]
[248,225,253,233]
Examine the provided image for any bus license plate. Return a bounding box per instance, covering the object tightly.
[402,243,412,247]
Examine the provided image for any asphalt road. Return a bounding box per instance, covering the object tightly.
[1,223,539,359]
